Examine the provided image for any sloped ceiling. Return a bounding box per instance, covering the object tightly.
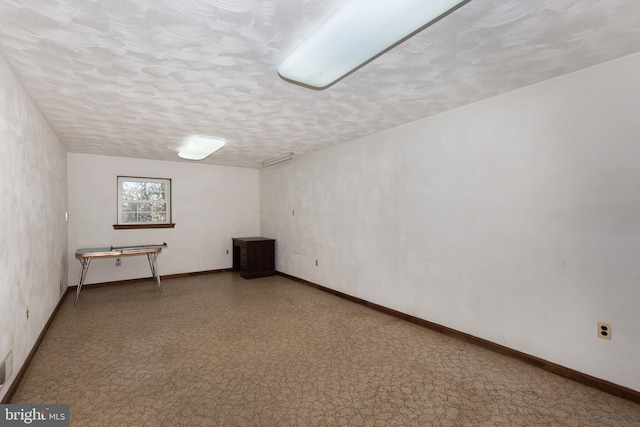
[0,0,639,168]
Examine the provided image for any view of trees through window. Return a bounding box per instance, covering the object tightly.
[117,177,171,224]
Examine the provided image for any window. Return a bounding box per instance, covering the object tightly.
[114,176,175,229]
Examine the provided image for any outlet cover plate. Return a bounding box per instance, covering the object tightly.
[598,322,612,340]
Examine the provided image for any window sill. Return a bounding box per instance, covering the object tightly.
[113,223,176,230]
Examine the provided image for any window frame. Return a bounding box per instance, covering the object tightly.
[114,176,175,230]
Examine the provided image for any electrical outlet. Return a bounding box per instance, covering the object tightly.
[598,322,612,340]
[315,260,318,266]
[26,308,29,319]
[116,258,122,266]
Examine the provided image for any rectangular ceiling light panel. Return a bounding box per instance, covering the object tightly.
[178,135,226,160]
[278,0,469,89]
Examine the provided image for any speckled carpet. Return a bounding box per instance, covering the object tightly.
[10,273,640,426]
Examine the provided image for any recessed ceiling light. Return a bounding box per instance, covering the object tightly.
[278,0,470,89]
[178,135,226,160]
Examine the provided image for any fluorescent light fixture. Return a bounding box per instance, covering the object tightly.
[278,0,470,89]
[263,152,294,168]
[178,135,225,160]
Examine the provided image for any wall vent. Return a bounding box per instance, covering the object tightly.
[0,350,11,390]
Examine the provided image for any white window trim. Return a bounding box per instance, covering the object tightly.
[116,176,173,228]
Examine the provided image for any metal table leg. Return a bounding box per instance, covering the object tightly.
[74,257,91,304]
[147,252,162,292]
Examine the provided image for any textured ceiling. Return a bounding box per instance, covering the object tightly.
[0,0,639,168]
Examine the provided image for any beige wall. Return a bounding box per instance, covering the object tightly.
[260,52,640,392]
[0,53,68,401]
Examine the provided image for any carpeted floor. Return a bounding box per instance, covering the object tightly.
[10,273,640,426]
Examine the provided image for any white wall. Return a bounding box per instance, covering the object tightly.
[0,53,68,401]
[260,52,640,392]
[68,154,259,285]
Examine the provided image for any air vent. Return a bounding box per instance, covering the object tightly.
[0,350,12,389]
